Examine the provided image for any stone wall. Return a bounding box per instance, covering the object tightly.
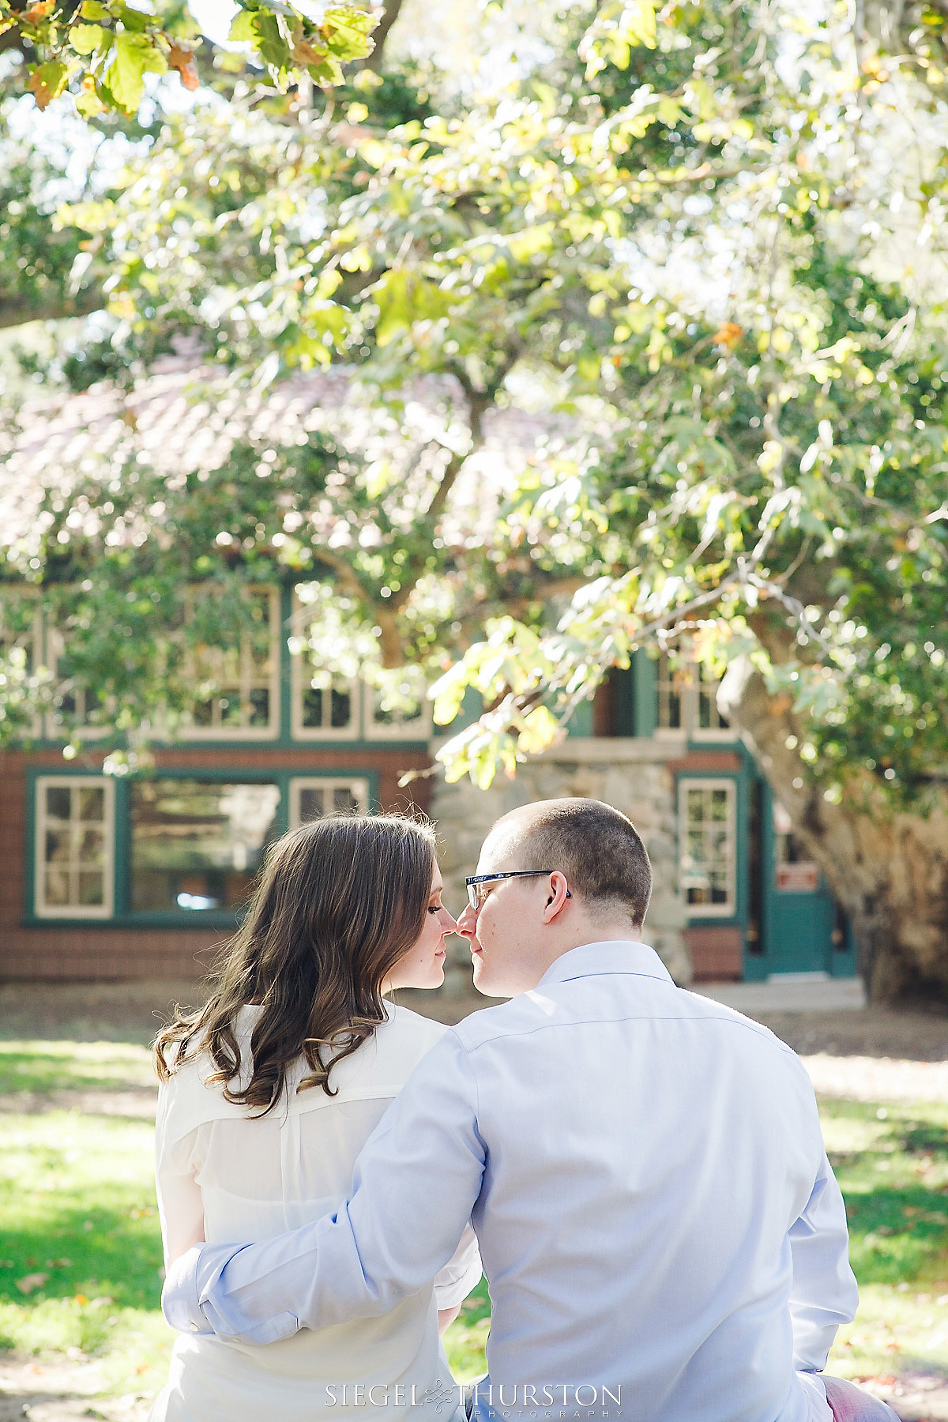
[430,736,692,993]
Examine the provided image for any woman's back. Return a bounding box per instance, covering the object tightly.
[150,1003,478,1421]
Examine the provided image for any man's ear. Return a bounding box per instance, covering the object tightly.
[541,872,572,923]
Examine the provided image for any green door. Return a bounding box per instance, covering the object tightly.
[757,783,856,978]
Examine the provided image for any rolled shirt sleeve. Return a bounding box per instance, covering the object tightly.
[789,1148,859,1371]
[433,1222,481,1311]
[162,1030,485,1345]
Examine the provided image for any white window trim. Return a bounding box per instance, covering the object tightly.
[0,594,43,738]
[678,776,737,920]
[655,655,738,743]
[290,662,362,741]
[179,586,281,741]
[288,777,371,827]
[287,588,360,740]
[364,684,433,741]
[35,775,115,919]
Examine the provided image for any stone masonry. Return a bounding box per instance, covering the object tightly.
[430,737,692,993]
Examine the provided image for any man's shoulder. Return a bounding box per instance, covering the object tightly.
[448,977,803,1073]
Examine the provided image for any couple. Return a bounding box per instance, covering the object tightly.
[151,799,895,1422]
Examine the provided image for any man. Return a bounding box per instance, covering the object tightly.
[163,798,894,1422]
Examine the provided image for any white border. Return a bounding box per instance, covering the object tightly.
[288,777,371,827]
[677,776,737,919]
[364,680,432,741]
[35,775,115,919]
[179,586,281,741]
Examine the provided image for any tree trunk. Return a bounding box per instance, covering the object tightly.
[718,656,948,1003]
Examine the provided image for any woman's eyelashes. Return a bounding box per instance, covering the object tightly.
[427,902,443,915]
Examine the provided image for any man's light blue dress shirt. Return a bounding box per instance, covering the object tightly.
[163,942,858,1422]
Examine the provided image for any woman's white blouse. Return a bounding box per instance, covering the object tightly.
[150,1002,481,1422]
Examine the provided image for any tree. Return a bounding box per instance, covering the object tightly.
[0,0,376,116]
[1,0,947,999]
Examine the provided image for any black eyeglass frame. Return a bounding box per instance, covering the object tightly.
[464,870,571,911]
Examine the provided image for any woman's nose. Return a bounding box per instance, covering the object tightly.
[439,905,459,933]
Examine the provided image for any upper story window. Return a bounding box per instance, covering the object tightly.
[656,653,732,740]
[365,671,431,740]
[45,626,110,739]
[182,587,280,739]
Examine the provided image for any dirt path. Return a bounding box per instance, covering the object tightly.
[0,1357,149,1421]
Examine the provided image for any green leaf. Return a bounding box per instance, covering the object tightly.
[227,8,257,43]
[69,23,106,53]
[105,30,167,112]
[79,0,111,16]
[321,6,379,62]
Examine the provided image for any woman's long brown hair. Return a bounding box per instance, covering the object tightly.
[154,813,437,1113]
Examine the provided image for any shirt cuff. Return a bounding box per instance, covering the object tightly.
[162,1244,214,1336]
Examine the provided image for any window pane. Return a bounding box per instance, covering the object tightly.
[46,786,71,820]
[248,689,270,726]
[77,828,105,865]
[45,869,71,906]
[330,688,351,729]
[78,786,105,821]
[298,787,325,822]
[333,785,360,813]
[78,872,105,906]
[301,687,324,728]
[130,780,280,913]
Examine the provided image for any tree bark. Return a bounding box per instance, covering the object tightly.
[718,656,948,1002]
[364,0,405,72]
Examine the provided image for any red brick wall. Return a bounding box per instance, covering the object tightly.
[685,926,743,982]
[0,746,432,984]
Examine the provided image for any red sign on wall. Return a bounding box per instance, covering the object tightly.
[776,862,820,893]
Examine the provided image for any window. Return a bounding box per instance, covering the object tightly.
[35,776,114,918]
[130,779,281,913]
[289,777,370,827]
[365,672,431,740]
[656,653,733,740]
[44,626,110,739]
[0,592,41,736]
[678,778,736,917]
[181,588,280,739]
[291,666,359,740]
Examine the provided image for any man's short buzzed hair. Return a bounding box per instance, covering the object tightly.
[507,798,651,926]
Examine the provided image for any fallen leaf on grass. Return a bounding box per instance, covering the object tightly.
[15,1272,48,1293]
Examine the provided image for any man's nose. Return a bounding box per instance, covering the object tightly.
[455,903,478,939]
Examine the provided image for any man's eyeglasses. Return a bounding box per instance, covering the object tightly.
[465,870,571,912]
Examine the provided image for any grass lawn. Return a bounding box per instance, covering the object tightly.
[0,1039,945,1409]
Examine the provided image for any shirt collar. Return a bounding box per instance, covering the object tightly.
[536,940,675,990]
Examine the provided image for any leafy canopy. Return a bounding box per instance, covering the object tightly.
[1,0,946,796]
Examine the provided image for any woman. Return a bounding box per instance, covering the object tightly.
[149,813,480,1422]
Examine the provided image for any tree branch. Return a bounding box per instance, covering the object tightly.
[363,0,405,72]
[0,287,106,331]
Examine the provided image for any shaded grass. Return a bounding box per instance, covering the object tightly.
[0,1041,155,1096]
[820,1097,948,1382]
